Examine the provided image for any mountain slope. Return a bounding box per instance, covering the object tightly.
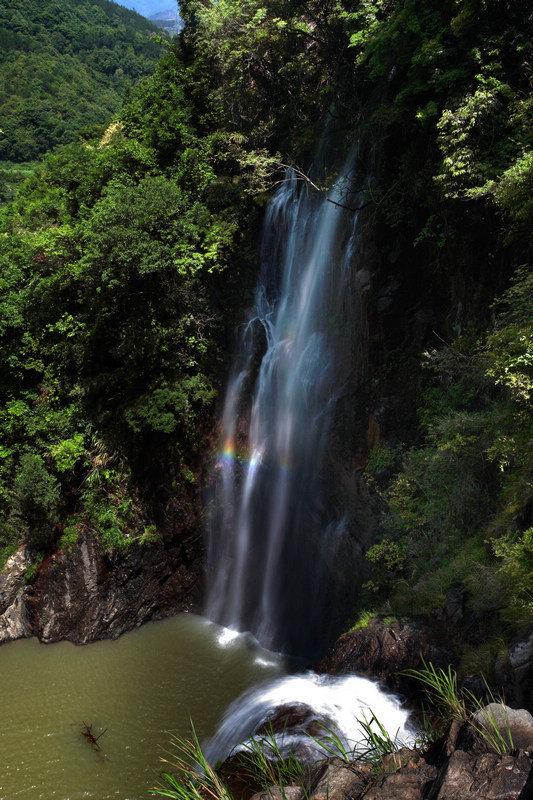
[0,0,163,162]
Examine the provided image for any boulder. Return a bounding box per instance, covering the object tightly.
[362,763,437,800]
[507,633,533,710]
[257,703,326,738]
[304,758,371,800]
[315,617,451,694]
[429,749,533,800]
[471,703,533,752]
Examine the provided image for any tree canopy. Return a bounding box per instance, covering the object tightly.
[0,0,163,162]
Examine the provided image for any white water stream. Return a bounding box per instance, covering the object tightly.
[205,670,413,766]
[203,152,413,763]
[206,154,363,658]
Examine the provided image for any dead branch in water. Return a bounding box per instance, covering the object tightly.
[81,721,107,760]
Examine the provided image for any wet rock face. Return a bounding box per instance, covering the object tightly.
[25,527,203,644]
[0,548,32,643]
[0,478,205,646]
[0,522,203,647]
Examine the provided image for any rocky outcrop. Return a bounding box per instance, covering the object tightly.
[317,614,533,713]
[315,616,452,696]
[295,746,533,800]
[241,708,533,800]
[428,749,532,799]
[0,473,205,646]
[0,548,33,643]
[0,522,203,646]
[27,526,203,643]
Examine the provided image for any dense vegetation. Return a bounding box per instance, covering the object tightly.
[1,0,532,666]
[0,0,162,167]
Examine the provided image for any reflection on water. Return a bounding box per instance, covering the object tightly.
[0,614,284,800]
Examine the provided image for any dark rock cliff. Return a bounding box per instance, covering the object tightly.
[317,615,533,716]
[0,490,204,646]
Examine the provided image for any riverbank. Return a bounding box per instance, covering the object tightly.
[244,717,533,800]
[159,693,533,800]
[317,615,533,716]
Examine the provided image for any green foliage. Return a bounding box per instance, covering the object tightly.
[0,0,164,162]
[485,324,533,404]
[58,514,84,552]
[404,658,514,755]
[153,717,405,800]
[8,452,60,549]
[335,0,533,251]
[183,0,356,157]
[364,442,402,488]
[81,472,139,553]
[435,76,514,199]
[0,161,39,205]
[0,38,257,555]
[493,528,533,622]
[50,433,87,473]
[363,263,533,627]
[153,724,233,800]
[25,551,43,582]
[349,610,378,632]
[356,713,401,768]
[230,725,307,793]
[493,151,533,243]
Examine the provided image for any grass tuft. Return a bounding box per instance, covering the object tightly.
[403,657,514,754]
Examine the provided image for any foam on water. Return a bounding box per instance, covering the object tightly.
[205,670,414,765]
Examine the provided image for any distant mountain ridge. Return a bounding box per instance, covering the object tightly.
[114,1,183,34]
[149,8,183,35]
[114,1,178,18]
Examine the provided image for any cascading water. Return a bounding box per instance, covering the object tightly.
[206,150,364,658]
[203,147,415,761]
[204,671,413,766]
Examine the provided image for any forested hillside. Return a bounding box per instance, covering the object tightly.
[0,0,163,165]
[1,0,532,668]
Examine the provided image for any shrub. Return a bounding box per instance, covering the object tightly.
[9,452,60,548]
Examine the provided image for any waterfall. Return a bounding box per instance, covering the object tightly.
[206,150,363,658]
[204,672,413,766]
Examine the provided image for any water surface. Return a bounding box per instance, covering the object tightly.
[0,613,283,800]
